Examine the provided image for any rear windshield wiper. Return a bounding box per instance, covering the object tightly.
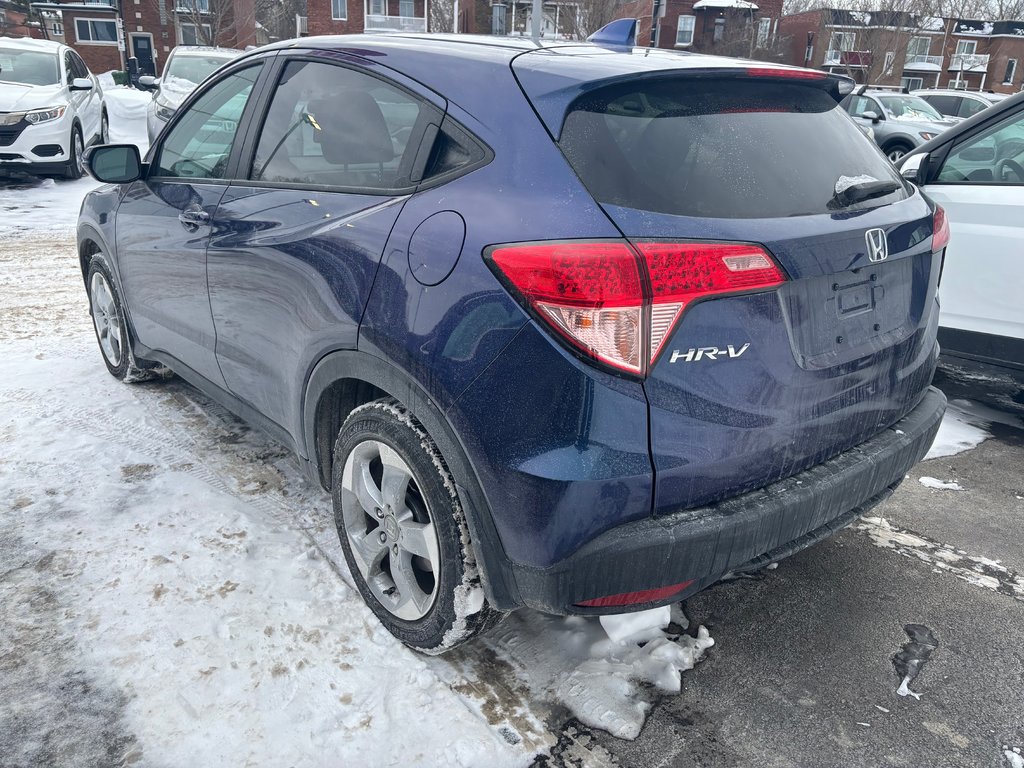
[829,177,901,209]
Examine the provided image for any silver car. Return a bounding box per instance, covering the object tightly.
[841,89,957,162]
[140,46,241,142]
[911,88,1010,121]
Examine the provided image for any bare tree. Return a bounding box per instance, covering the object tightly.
[428,0,455,33]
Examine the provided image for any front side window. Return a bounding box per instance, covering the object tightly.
[332,0,347,19]
[0,48,60,85]
[676,15,694,46]
[250,60,425,191]
[877,95,942,121]
[937,111,1024,185]
[64,51,74,83]
[75,18,117,43]
[156,64,261,179]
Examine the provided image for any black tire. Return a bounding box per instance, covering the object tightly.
[98,110,109,145]
[63,126,84,180]
[332,398,505,654]
[86,258,159,383]
[884,141,913,163]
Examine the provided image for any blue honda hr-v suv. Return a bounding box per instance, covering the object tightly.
[77,34,948,652]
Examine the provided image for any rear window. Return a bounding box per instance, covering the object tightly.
[558,79,908,219]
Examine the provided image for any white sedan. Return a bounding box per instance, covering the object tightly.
[899,90,1024,374]
[0,36,107,179]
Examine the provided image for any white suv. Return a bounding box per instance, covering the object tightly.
[911,89,1010,121]
[0,37,107,179]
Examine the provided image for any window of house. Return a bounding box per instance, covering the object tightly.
[399,0,414,17]
[900,76,924,90]
[883,51,895,74]
[75,18,117,43]
[756,17,770,48]
[156,64,262,179]
[52,22,64,35]
[713,17,725,43]
[954,39,977,56]
[176,0,210,12]
[250,60,429,191]
[829,31,855,52]
[675,15,694,47]
[179,22,212,45]
[332,0,347,19]
[369,0,385,15]
[1004,58,1018,85]
[906,36,930,61]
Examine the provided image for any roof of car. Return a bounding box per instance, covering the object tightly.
[911,88,996,100]
[0,35,63,53]
[170,45,242,57]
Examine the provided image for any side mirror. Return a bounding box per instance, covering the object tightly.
[69,77,94,91]
[85,144,143,184]
[138,75,159,90]
[898,152,927,185]
[860,110,881,124]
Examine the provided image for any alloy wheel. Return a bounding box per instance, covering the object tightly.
[340,439,441,621]
[90,271,122,367]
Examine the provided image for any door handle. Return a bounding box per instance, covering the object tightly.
[178,208,210,231]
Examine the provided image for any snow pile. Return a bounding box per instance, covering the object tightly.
[443,605,714,741]
[1005,746,1024,768]
[918,476,964,491]
[0,176,100,237]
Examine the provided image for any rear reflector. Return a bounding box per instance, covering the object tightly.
[932,204,950,252]
[575,580,695,608]
[487,240,786,376]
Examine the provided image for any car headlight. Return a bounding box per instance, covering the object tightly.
[154,97,176,122]
[24,106,67,124]
[919,132,937,140]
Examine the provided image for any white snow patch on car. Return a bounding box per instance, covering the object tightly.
[918,476,965,491]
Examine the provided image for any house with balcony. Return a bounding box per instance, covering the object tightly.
[779,8,1024,94]
[306,0,427,36]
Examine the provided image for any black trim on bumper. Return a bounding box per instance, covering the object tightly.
[511,386,947,615]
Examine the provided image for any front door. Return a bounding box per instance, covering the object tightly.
[115,63,264,386]
[924,107,1024,366]
[130,33,155,76]
[207,57,439,436]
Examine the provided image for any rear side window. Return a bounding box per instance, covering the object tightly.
[559,80,908,219]
[251,60,428,191]
[924,94,959,116]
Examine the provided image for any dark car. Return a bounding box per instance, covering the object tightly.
[77,35,947,653]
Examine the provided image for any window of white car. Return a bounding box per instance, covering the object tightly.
[0,48,60,86]
[936,110,1024,184]
[876,95,944,122]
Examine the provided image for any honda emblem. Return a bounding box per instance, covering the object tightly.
[865,228,888,263]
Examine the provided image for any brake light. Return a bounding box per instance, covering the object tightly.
[486,240,786,376]
[932,205,950,252]
[745,67,826,80]
[575,580,694,608]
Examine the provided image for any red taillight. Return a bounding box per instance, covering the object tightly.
[486,240,786,376]
[575,580,694,608]
[932,205,950,252]
[745,67,826,80]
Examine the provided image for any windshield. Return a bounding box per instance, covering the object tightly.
[559,79,907,219]
[0,48,60,86]
[165,54,234,87]
[877,95,944,122]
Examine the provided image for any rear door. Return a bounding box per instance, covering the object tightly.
[206,55,443,438]
[520,68,943,512]
[922,105,1024,366]
[115,63,264,386]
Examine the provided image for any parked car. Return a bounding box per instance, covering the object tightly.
[841,88,957,161]
[911,88,1010,121]
[0,36,106,179]
[78,35,947,653]
[140,46,241,142]
[898,90,1024,374]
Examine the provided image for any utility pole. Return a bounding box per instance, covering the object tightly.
[531,0,541,41]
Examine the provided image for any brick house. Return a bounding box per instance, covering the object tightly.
[306,0,426,36]
[778,9,1024,94]
[28,0,257,77]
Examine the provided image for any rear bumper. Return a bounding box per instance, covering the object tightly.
[511,386,946,614]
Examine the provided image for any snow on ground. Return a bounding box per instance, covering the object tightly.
[0,185,713,763]
[0,85,150,240]
[857,517,1024,601]
[924,398,1023,461]
[918,476,965,491]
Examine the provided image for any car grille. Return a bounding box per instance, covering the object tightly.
[0,122,28,147]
